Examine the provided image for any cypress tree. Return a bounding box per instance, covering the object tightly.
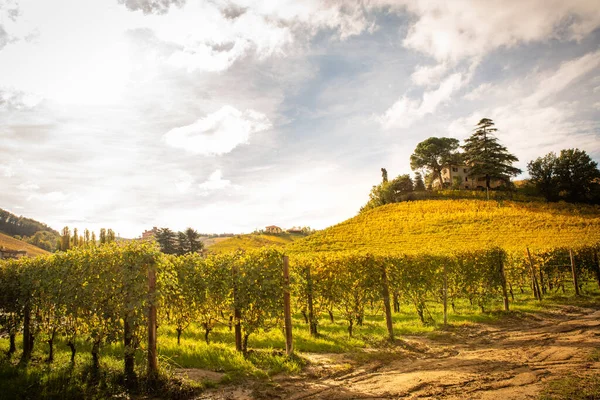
[462,118,521,190]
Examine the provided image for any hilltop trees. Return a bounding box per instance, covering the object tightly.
[410,137,461,189]
[462,118,521,190]
[527,153,558,201]
[155,227,204,255]
[155,228,177,254]
[361,173,414,212]
[528,149,600,203]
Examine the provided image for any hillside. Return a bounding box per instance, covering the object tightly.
[0,232,50,257]
[288,199,600,255]
[207,232,306,254]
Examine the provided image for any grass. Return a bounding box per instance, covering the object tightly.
[207,232,306,254]
[0,284,598,399]
[540,373,600,400]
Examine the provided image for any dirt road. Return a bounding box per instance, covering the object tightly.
[198,305,600,399]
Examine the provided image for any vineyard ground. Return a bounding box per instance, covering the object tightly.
[1,292,599,399]
[194,298,600,400]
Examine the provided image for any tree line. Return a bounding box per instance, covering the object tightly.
[154,227,204,255]
[363,118,600,210]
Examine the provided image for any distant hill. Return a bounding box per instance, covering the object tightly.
[0,231,50,257]
[206,232,307,254]
[0,208,59,237]
[288,199,600,256]
[0,208,60,252]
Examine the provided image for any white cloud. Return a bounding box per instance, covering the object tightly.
[449,50,600,168]
[17,182,39,191]
[379,73,463,129]
[27,191,67,202]
[525,50,600,105]
[593,102,600,110]
[411,63,448,86]
[163,105,272,155]
[1,164,14,177]
[398,0,600,62]
[0,87,42,109]
[174,170,194,194]
[230,0,372,39]
[198,169,232,195]
[464,83,493,101]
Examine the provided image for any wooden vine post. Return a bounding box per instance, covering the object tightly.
[569,249,580,296]
[443,265,448,326]
[124,263,135,383]
[499,250,509,311]
[232,265,242,352]
[594,249,600,289]
[20,301,32,365]
[306,265,317,336]
[380,262,394,341]
[526,248,542,301]
[147,265,158,376]
[283,256,294,355]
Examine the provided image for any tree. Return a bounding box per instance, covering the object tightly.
[99,228,107,244]
[528,149,600,203]
[72,228,79,248]
[60,227,71,252]
[184,228,203,254]
[176,231,189,255]
[527,153,558,201]
[414,172,426,191]
[381,168,388,183]
[155,228,177,254]
[410,137,461,189]
[175,228,203,256]
[361,174,414,212]
[462,118,521,190]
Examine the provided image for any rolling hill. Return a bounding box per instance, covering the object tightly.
[0,232,50,257]
[287,199,600,255]
[206,232,307,254]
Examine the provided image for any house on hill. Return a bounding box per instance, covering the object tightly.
[433,165,504,190]
[0,248,27,259]
[265,225,282,234]
[287,227,303,233]
[142,227,158,240]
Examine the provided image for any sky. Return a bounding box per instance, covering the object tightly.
[1,0,599,238]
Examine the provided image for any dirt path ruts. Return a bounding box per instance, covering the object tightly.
[199,305,600,400]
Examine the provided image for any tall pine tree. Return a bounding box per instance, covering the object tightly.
[462,118,521,190]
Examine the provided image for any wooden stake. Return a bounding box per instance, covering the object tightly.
[499,251,509,311]
[306,266,317,336]
[147,266,158,375]
[526,248,542,301]
[283,256,294,355]
[569,249,580,296]
[381,263,395,341]
[232,265,242,352]
[20,301,31,365]
[593,249,600,290]
[443,265,448,326]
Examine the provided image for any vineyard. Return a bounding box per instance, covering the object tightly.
[1,199,600,398]
[288,199,600,254]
